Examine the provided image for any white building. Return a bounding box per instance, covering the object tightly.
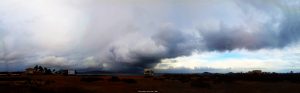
[68,70,76,75]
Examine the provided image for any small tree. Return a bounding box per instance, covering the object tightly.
[38,66,44,73]
[34,65,39,71]
[44,68,52,74]
[52,69,56,73]
[43,67,47,73]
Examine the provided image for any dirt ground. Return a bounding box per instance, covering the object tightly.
[0,75,300,93]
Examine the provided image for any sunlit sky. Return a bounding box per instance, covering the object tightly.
[0,0,300,72]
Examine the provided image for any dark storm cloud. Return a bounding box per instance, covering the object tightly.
[199,1,300,51]
[104,26,200,72]
[199,24,280,51]
[152,27,201,57]
[279,13,300,47]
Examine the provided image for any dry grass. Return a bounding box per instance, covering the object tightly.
[0,75,300,93]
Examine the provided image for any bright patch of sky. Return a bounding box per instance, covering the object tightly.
[155,42,300,73]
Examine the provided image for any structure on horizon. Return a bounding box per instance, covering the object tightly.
[68,70,76,75]
[248,70,262,74]
[25,68,34,74]
[144,69,154,77]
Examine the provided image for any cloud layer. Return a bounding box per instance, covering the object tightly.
[0,0,300,72]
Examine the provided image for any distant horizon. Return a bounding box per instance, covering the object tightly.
[3,66,300,74]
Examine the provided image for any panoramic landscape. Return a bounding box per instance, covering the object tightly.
[1,0,300,93]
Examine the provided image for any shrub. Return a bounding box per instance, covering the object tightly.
[190,80,211,88]
[109,76,120,82]
[122,78,137,84]
[80,77,103,82]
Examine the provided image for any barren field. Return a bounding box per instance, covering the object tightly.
[1,75,300,93]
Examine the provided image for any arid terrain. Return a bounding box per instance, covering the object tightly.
[1,73,300,93]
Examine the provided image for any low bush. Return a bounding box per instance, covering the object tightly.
[122,78,137,84]
[190,80,211,88]
[109,76,120,82]
[80,77,103,82]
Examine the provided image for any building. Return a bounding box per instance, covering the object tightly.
[58,69,76,75]
[248,70,262,74]
[0,72,8,76]
[68,70,76,75]
[25,68,35,74]
[144,69,154,77]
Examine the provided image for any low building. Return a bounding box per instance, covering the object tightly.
[144,69,154,77]
[58,69,76,75]
[68,70,76,75]
[248,70,262,74]
[25,68,35,74]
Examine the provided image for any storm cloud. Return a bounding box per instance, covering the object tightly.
[199,0,300,51]
[0,0,300,72]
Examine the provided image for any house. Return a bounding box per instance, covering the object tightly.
[144,69,154,77]
[68,70,76,75]
[58,69,76,75]
[25,68,35,74]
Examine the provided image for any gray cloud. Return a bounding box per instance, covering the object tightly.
[199,0,300,51]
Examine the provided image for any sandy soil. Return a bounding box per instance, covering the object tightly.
[0,75,300,93]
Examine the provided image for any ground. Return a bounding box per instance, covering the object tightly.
[0,75,300,93]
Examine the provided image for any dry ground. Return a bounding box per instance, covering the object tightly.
[0,75,300,93]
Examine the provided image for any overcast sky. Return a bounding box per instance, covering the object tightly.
[0,0,300,73]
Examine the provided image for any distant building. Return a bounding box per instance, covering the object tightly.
[0,72,8,76]
[25,68,35,74]
[68,70,76,75]
[144,69,154,77]
[58,69,76,75]
[248,70,262,74]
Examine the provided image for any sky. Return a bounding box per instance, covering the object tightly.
[0,0,300,73]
